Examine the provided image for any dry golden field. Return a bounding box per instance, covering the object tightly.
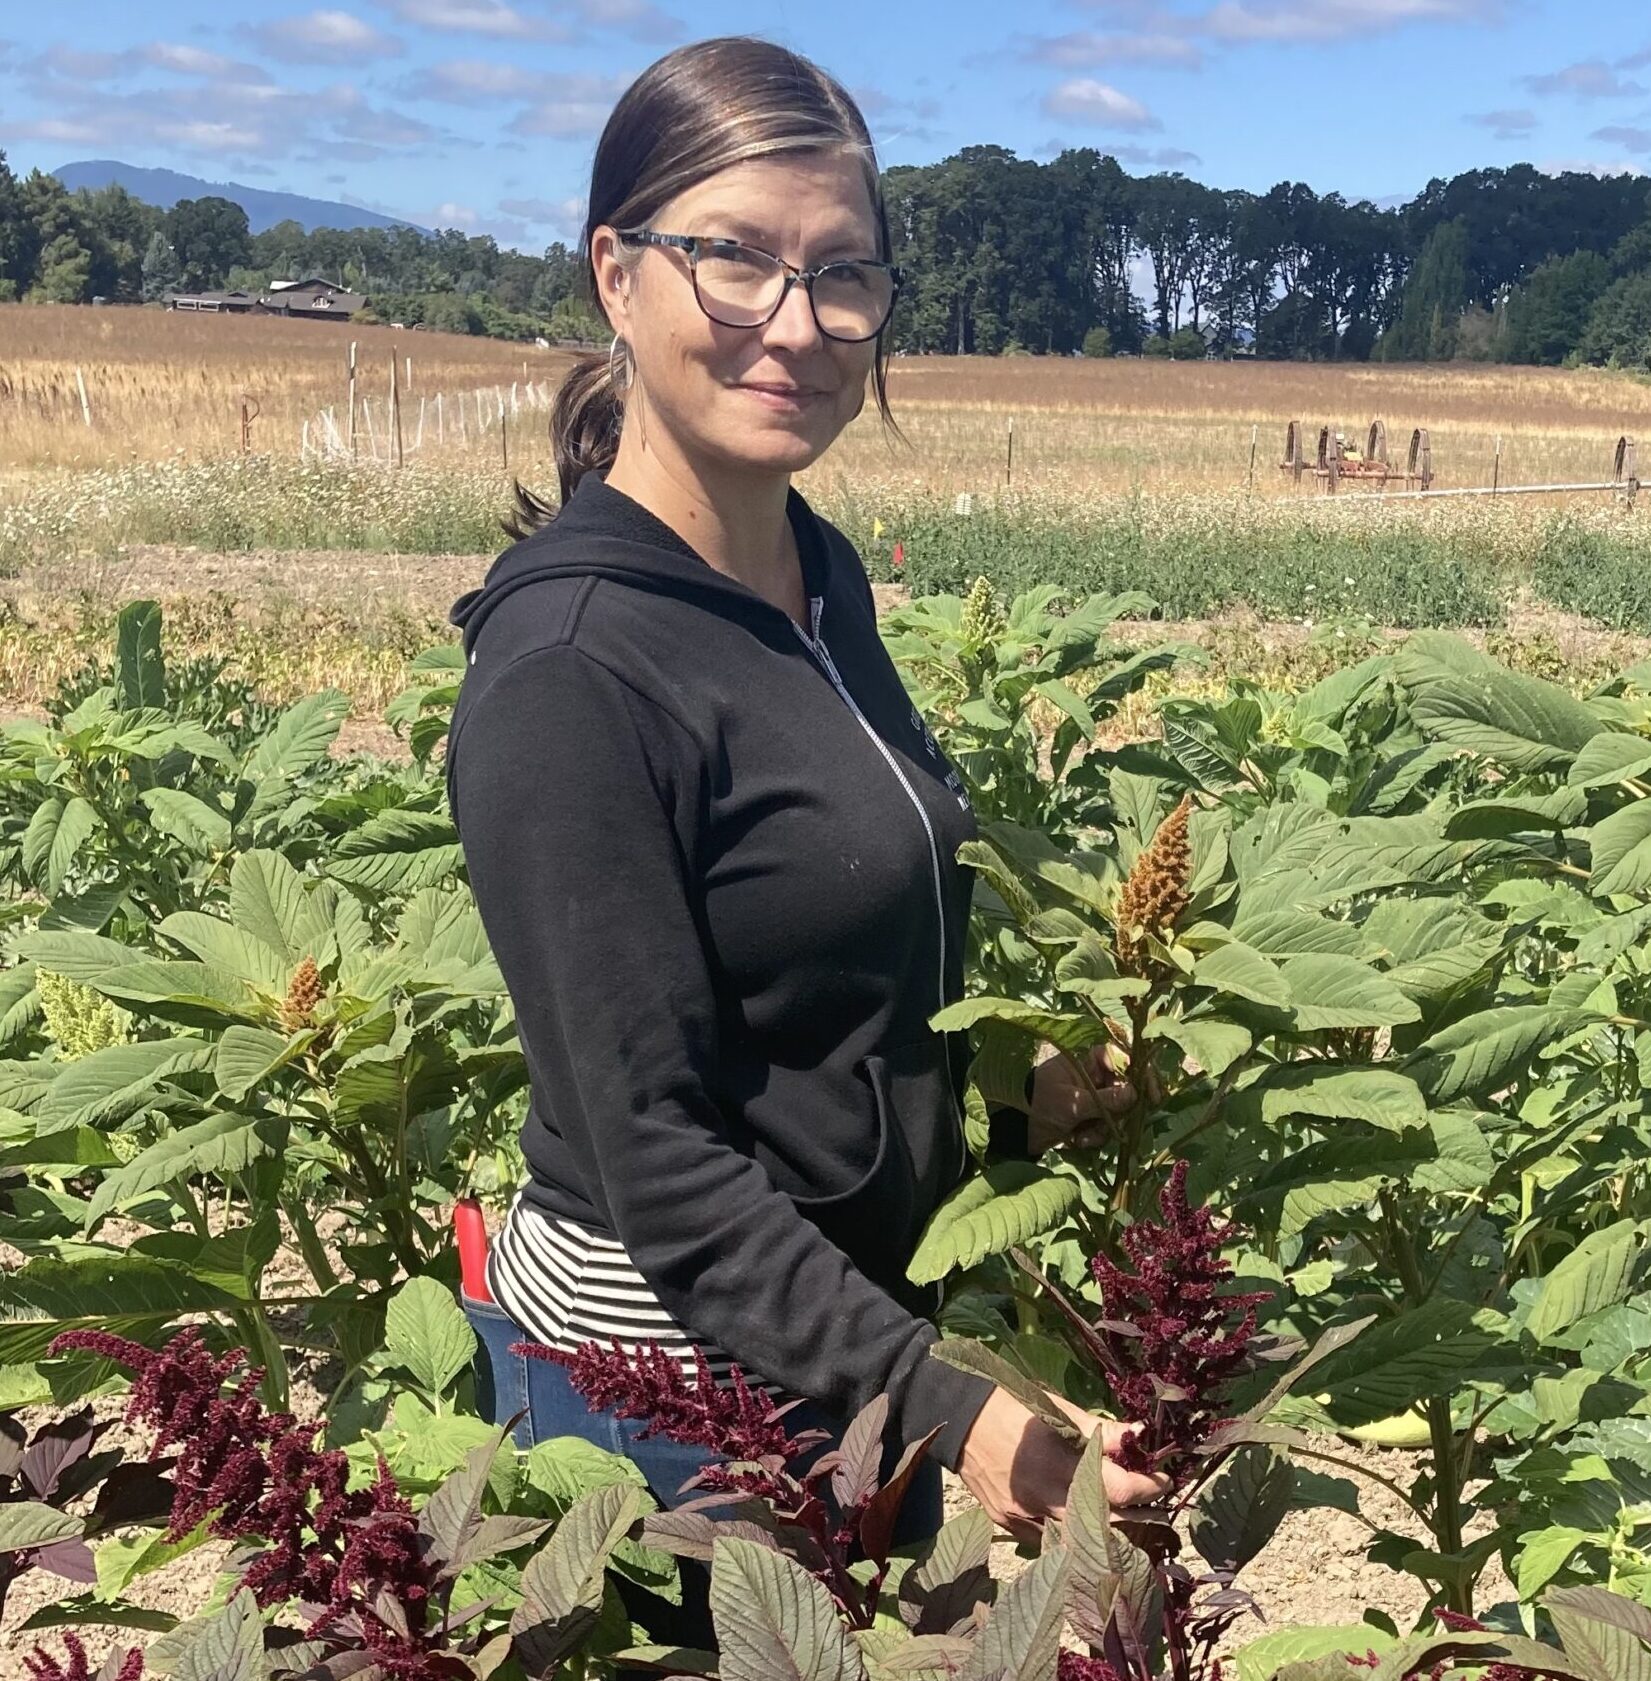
[5,303,1651,502]
[0,302,574,471]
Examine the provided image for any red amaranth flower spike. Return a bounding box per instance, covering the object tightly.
[514,1339,822,1470]
[47,1328,444,1678]
[22,1634,143,1681]
[1088,1159,1269,1484]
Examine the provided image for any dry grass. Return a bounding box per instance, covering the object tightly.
[0,301,574,473]
[811,355,1651,499]
[5,308,1649,506]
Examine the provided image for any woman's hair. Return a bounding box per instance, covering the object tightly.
[505,35,898,538]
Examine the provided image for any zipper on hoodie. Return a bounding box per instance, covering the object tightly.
[790,597,967,1153]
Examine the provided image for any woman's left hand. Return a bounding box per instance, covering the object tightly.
[1026,1041,1146,1155]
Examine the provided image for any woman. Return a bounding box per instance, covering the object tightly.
[445,31,1163,1634]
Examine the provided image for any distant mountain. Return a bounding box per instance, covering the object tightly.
[51,160,429,236]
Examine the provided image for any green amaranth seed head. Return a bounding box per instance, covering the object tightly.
[36,969,134,1060]
[959,575,1006,651]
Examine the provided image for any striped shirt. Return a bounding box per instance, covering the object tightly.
[486,1194,789,1397]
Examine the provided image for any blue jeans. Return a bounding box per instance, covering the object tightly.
[462,1292,943,1650]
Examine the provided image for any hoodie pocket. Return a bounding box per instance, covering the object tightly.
[791,1037,959,1299]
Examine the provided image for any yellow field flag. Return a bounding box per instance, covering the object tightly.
[872,517,884,540]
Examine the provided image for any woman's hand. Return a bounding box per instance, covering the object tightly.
[954,1386,1168,1545]
[1026,1041,1159,1155]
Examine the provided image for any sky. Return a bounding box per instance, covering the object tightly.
[1,0,1649,252]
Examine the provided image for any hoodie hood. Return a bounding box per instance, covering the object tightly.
[449,470,833,655]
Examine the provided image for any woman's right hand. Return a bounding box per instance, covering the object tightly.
[955,1387,1168,1545]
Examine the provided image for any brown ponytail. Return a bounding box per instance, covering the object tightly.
[505,355,623,538]
[506,35,898,540]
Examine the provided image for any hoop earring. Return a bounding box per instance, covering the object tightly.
[608,333,632,395]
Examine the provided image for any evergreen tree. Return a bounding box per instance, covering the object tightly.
[141,231,182,302]
[1381,218,1469,360]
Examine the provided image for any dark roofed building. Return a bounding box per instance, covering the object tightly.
[166,276,365,321]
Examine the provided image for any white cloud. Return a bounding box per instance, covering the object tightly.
[1590,125,1651,152]
[1537,155,1645,177]
[249,11,405,65]
[379,0,560,37]
[1523,61,1647,100]
[1466,107,1537,139]
[509,98,616,138]
[1,75,444,168]
[1041,77,1160,130]
[1112,143,1203,166]
[1020,30,1204,69]
[1203,0,1492,43]
[565,0,682,41]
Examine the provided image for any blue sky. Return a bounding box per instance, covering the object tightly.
[1,1,1647,251]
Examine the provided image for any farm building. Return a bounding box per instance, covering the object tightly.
[167,277,365,321]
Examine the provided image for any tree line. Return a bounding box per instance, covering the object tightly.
[5,144,1651,367]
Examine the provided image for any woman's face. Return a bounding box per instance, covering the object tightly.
[593,150,883,478]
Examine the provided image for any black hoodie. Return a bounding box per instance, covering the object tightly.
[446,471,1029,1469]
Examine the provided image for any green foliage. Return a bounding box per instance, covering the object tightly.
[906,589,1651,1623]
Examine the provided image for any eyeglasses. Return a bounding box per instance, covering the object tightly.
[615,228,902,343]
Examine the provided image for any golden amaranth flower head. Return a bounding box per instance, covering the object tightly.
[36,968,134,1060]
[279,956,325,1033]
[1114,794,1194,977]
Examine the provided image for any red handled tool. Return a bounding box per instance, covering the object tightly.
[454,1197,493,1303]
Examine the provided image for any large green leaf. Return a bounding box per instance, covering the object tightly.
[0,1501,83,1552]
[116,600,166,711]
[1253,1066,1428,1133]
[384,1276,478,1397]
[1310,1301,1503,1427]
[1443,787,1587,838]
[31,796,97,898]
[1194,940,1289,1008]
[213,1025,303,1101]
[157,912,288,993]
[35,1037,215,1132]
[243,689,349,819]
[1279,955,1421,1031]
[1240,1130,1437,1238]
[92,960,263,1026]
[1405,1005,1573,1105]
[139,789,232,857]
[928,996,1114,1057]
[1237,1625,1395,1681]
[1400,637,1605,770]
[328,808,463,893]
[12,929,136,980]
[229,850,330,966]
[85,1112,286,1228]
[1527,1221,1645,1345]
[1588,801,1651,898]
[1570,732,1651,789]
[908,1164,1079,1285]
[710,1536,869,1681]
[0,1253,246,1363]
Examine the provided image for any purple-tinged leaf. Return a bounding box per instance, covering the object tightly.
[20,1410,98,1499]
[825,1395,888,1515]
[31,1537,96,1583]
[898,1507,995,1636]
[90,1461,175,1529]
[708,1535,869,1681]
[859,1427,941,1569]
